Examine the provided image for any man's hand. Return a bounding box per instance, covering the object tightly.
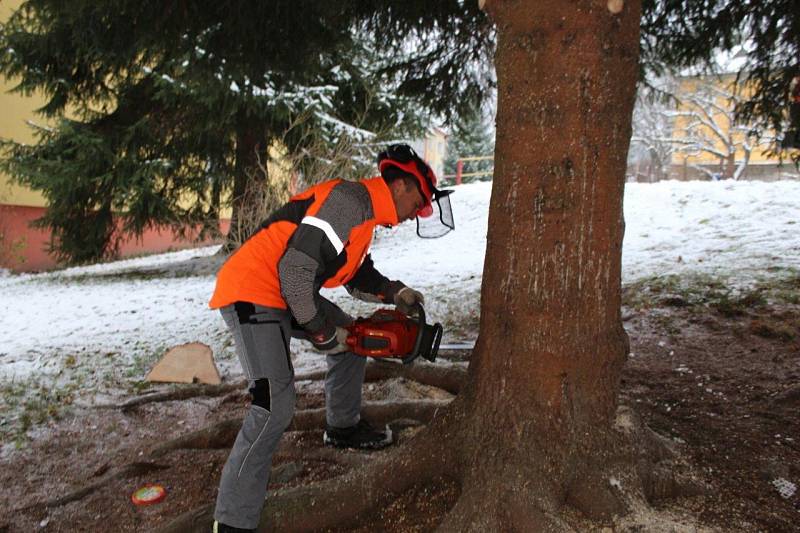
[393,286,425,316]
[310,325,350,354]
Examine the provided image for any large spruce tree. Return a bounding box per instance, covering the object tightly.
[0,1,494,263]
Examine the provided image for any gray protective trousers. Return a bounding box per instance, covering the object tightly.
[214,299,365,529]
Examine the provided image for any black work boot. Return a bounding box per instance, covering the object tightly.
[323,419,393,449]
[213,521,256,533]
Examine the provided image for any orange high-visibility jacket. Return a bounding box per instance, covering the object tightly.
[209,177,399,317]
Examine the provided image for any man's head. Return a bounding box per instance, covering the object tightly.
[378,144,437,221]
[378,144,455,238]
[383,169,426,223]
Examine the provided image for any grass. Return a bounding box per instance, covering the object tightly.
[623,270,800,343]
[710,290,767,317]
[749,320,796,341]
[0,378,78,447]
[623,270,798,315]
[0,342,172,446]
[759,270,800,305]
[48,267,207,285]
[124,344,167,380]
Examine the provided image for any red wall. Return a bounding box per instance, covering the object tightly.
[0,204,230,272]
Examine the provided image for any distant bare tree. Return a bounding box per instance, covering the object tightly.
[670,76,776,180]
[629,79,677,182]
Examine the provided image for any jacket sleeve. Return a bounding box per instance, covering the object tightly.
[344,254,405,304]
[278,181,370,333]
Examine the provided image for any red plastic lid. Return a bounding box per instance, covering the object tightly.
[131,484,167,506]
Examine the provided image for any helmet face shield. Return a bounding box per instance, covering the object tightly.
[416,190,454,238]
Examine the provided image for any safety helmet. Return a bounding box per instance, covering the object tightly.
[378,144,455,238]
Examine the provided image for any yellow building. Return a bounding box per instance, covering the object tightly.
[0,0,227,271]
[0,0,50,270]
[669,73,800,181]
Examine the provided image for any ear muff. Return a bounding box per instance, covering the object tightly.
[417,204,433,218]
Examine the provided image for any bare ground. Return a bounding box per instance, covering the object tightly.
[1,300,799,532]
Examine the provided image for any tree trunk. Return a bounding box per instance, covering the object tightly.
[433,0,642,527]
[225,112,268,250]
[479,0,636,433]
[724,151,735,179]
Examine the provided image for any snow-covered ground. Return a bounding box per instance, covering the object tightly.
[0,180,798,399]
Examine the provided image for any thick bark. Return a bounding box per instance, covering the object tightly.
[476,0,638,431]
[432,1,642,526]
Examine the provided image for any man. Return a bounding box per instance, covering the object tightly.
[209,144,453,532]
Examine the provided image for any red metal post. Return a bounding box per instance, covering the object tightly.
[456,160,463,185]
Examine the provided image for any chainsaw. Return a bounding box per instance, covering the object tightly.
[345,303,443,365]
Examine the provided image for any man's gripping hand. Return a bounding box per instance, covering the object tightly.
[309,325,350,354]
[393,286,425,316]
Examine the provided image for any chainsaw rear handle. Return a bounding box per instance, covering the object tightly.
[404,302,442,365]
[407,302,427,363]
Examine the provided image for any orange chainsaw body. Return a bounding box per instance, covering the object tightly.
[345,306,442,364]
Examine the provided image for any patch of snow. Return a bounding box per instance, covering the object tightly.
[772,478,796,499]
[0,179,799,408]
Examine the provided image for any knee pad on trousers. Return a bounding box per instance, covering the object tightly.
[249,379,270,410]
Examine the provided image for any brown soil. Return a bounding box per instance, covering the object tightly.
[1,303,798,532]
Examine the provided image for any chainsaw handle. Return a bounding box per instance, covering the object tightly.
[409,302,426,323]
[404,303,427,365]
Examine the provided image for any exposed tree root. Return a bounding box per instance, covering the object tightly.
[19,443,368,517]
[365,361,466,395]
[154,393,705,533]
[30,396,428,516]
[289,399,450,432]
[96,361,465,411]
[17,461,169,512]
[157,401,468,533]
[273,445,372,468]
[95,381,247,410]
[771,384,800,406]
[149,399,450,458]
[296,360,467,395]
[558,406,708,529]
[150,418,241,458]
[46,369,456,522]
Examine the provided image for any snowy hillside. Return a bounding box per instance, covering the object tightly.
[0,179,798,396]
